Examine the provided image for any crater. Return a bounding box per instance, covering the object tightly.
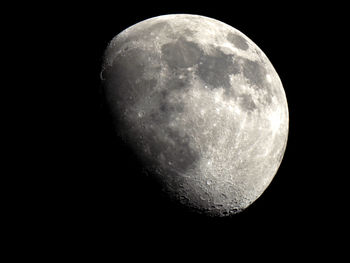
[161,37,202,69]
[227,32,249,51]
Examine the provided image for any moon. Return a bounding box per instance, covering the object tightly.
[101,14,289,216]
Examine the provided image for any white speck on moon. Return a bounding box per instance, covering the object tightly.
[102,14,289,216]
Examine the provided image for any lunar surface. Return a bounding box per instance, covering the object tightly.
[101,14,289,216]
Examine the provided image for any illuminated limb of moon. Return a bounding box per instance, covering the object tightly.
[102,14,289,216]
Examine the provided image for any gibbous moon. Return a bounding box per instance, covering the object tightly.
[101,14,289,216]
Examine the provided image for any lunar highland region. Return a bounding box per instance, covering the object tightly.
[101,14,289,216]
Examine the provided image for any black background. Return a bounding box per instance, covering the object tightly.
[23,1,346,258]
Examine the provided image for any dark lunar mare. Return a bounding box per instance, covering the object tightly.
[102,40,201,205]
[101,15,288,217]
[197,47,239,94]
[242,59,267,89]
[239,93,257,111]
[161,37,202,69]
[227,32,249,51]
[103,47,159,110]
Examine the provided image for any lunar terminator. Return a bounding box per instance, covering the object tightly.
[101,14,289,216]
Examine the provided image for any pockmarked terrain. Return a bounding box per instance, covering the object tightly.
[101,14,289,216]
